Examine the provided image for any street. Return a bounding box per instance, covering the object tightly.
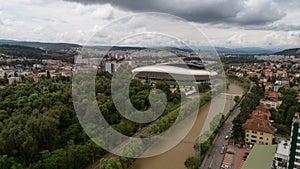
[200,83,253,169]
[200,106,241,169]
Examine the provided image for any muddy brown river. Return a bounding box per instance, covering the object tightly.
[129,83,244,169]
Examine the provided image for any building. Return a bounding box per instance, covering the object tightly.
[250,105,271,120]
[8,77,22,84]
[276,70,287,78]
[274,139,290,169]
[287,112,300,169]
[265,90,282,101]
[243,118,276,145]
[33,64,42,69]
[105,62,120,74]
[242,144,277,169]
[260,99,282,109]
[132,63,217,83]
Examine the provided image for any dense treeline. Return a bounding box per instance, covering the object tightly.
[0,44,43,58]
[232,86,263,143]
[272,88,299,136]
[0,44,75,63]
[221,56,264,64]
[0,74,103,169]
[0,69,185,169]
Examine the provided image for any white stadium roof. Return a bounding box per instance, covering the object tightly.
[132,63,217,76]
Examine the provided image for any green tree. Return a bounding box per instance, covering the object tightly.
[234,96,240,103]
[184,157,199,169]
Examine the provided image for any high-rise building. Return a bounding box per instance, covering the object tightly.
[288,112,300,169]
[105,62,120,73]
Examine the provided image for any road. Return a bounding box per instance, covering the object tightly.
[200,83,253,169]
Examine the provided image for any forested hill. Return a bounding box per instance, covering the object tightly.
[274,48,300,57]
[0,39,81,51]
[0,44,44,58]
[0,44,76,63]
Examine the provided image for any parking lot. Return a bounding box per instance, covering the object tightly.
[220,144,251,169]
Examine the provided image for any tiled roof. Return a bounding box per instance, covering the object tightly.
[250,105,271,120]
[243,118,276,134]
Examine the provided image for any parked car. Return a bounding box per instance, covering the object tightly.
[220,149,225,154]
[242,155,248,161]
[236,144,243,148]
[221,164,229,169]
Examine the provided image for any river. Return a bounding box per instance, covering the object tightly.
[129,83,244,169]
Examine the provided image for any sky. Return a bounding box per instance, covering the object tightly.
[0,0,299,48]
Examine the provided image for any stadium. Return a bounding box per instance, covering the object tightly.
[132,63,217,83]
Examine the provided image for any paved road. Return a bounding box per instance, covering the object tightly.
[200,106,241,169]
[200,83,253,169]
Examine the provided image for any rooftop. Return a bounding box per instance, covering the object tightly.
[243,118,276,134]
[242,144,277,169]
[132,63,217,76]
[276,140,289,158]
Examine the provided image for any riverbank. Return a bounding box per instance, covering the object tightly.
[129,83,244,169]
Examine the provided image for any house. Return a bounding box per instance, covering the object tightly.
[243,118,276,145]
[296,95,300,103]
[260,100,282,109]
[276,70,287,78]
[273,85,281,92]
[28,73,41,83]
[265,82,274,91]
[33,64,42,69]
[280,77,290,85]
[236,71,244,77]
[265,90,282,100]
[8,77,22,84]
[265,71,273,79]
[250,105,271,120]
[247,71,256,77]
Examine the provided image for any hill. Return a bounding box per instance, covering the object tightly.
[0,44,44,58]
[0,39,81,51]
[274,48,300,57]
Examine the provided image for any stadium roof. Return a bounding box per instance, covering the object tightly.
[132,63,217,76]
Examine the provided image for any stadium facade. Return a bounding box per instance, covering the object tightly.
[132,63,217,83]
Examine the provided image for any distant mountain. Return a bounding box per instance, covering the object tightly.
[172,46,279,54]
[0,39,81,51]
[0,39,289,55]
[274,48,300,57]
[215,47,278,54]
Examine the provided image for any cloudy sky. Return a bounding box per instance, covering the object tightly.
[0,0,299,48]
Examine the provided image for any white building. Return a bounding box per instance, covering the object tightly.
[105,62,120,74]
[274,139,290,169]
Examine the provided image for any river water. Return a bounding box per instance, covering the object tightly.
[129,83,244,169]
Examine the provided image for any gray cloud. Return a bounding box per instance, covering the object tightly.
[65,0,286,25]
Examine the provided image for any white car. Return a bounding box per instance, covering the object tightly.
[221,164,229,169]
